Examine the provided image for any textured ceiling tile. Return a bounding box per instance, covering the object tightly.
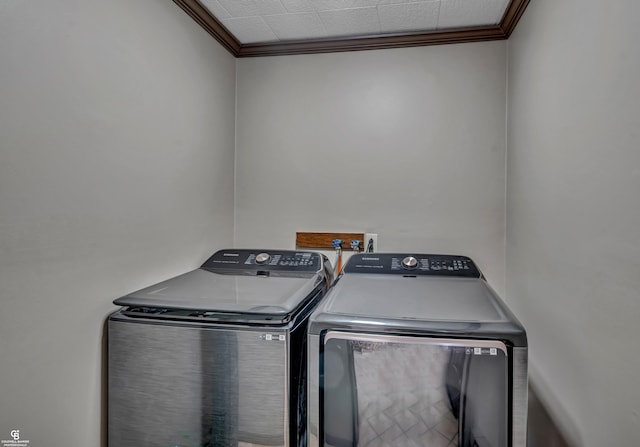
[205,0,517,45]
[438,0,509,29]
[313,0,377,13]
[217,0,287,18]
[280,0,314,13]
[378,1,440,33]
[263,13,328,40]
[377,0,413,5]
[220,16,279,43]
[319,7,380,37]
[201,0,232,19]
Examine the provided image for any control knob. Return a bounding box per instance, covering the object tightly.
[401,256,418,269]
[255,253,271,264]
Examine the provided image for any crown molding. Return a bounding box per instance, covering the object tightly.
[173,0,241,55]
[173,0,530,58]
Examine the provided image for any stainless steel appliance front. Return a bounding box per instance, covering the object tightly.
[315,332,510,447]
[109,319,289,447]
[309,339,528,447]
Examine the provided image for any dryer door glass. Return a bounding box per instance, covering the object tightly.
[321,333,508,447]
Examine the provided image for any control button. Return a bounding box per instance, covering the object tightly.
[255,252,271,264]
[401,256,418,269]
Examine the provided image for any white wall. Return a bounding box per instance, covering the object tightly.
[0,1,235,445]
[506,0,640,445]
[235,43,508,293]
[8,0,636,443]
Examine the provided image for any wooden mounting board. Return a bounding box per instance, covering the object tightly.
[296,232,365,250]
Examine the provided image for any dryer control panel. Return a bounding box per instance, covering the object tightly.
[344,253,482,278]
[202,249,322,273]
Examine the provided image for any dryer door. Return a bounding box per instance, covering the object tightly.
[320,332,508,447]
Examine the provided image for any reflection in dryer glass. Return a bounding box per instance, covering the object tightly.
[323,338,507,447]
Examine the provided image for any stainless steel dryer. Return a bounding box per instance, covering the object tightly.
[108,249,333,447]
[307,253,527,447]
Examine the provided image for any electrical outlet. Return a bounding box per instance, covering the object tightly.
[364,233,378,253]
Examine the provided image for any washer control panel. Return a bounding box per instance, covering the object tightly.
[401,256,418,269]
[344,253,481,278]
[201,249,321,273]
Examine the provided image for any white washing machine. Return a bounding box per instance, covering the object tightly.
[307,253,527,447]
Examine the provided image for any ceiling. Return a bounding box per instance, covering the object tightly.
[174,0,530,57]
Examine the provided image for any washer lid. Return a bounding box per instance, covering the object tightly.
[114,249,327,316]
[310,253,526,346]
[114,269,324,316]
[323,275,506,322]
